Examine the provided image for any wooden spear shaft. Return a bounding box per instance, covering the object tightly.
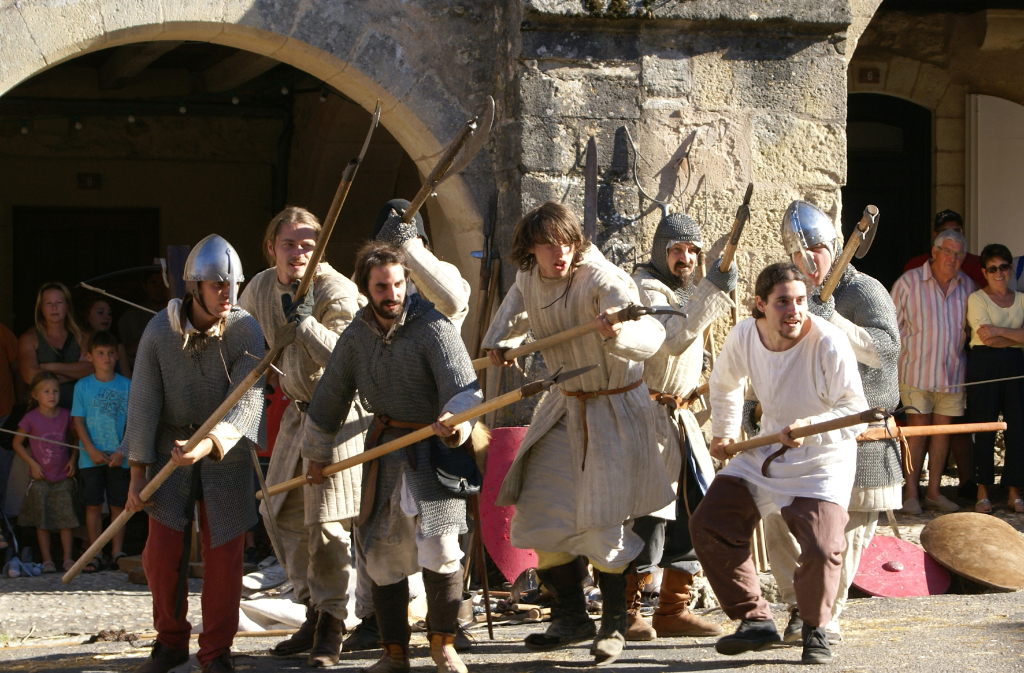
[718,182,754,273]
[724,408,886,456]
[856,420,1005,442]
[819,205,878,303]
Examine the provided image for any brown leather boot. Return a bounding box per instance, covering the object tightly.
[652,569,723,637]
[625,570,657,641]
[270,602,317,656]
[307,611,345,668]
[133,641,189,673]
[428,632,468,673]
[362,643,410,673]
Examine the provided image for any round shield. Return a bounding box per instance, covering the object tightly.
[480,427,537,583]
[920,512,1024,591]
[852,534,950,598]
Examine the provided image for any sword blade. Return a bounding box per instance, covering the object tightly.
[584,136,598,241]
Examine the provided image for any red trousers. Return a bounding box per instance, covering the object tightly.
[142,501,244,666]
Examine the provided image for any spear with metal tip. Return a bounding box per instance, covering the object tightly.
[257,365,598,499]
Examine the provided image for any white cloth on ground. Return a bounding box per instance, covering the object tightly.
[711,315,867,510]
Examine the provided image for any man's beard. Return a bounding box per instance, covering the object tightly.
[371,296,403,321]
[671,263,694,289]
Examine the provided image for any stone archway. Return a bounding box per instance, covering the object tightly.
[0,1,487,302]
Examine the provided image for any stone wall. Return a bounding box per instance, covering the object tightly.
[849,8,1024,229]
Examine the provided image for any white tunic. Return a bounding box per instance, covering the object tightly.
[710,315,867,510]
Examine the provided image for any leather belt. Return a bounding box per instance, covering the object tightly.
[560,378,644,470]
[358,414,431,527]
[649,389,695,515]
[649,390,690,411]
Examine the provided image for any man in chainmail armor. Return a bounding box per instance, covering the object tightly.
[238,207,370,667]
[627,210,736,641]
[483,202,673,666]
[303,241,481,673]
[340,200,475,654]
[123,235,266,673]
[748,200,902,644]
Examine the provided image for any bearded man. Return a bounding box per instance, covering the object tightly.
[483,201,672,666]
[303,241,481,673]
[626,210,736,640]
[238,207,370,667]
[123,235,265,673]
[690,261,867,666]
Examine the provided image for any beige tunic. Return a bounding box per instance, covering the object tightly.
[633,270,733,520]
[402,237,471,332]
[239,263,371,525]
[482,248,674,533]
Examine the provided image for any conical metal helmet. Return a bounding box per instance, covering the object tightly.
[183,234,244,306]
[780,200,837,277]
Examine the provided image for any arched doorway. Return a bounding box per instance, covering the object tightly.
[842,93,932,290]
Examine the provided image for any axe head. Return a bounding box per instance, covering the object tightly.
[547,364,599,389]
[853,205,879,259]
[441,96,495,182]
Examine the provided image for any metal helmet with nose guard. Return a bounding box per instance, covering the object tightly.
[182,234,244,311]
[780,200,838,277]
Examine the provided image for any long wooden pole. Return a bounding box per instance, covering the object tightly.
[718,182,753,273]
[819,205,878,302]
[257,383,545,499]
[724,408,886,456]
[63,103,381,585]
[856,420,1005,442]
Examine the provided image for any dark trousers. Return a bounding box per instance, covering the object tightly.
[142,502,244,666]
[967,346,1024,488]
[634,441,704,575]
[689,476,848,628]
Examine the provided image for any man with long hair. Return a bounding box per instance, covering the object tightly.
[483,201,672,666]
[690,261,867,666]
[238,206,370,666]
[303,241,481,673]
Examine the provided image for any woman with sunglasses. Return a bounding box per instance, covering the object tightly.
[966,243,1024,513]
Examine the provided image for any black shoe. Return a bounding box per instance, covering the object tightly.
[342,615,381,652]
[524,559,596,652]
[783,608,804,644]
[134,641,190,673]
[714,619,782,656]
[453,624,473,653]
[270,604,316,656]
[200,652,234,673]
[801,625,832,664]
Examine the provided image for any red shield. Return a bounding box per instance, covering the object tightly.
[852,534,950,598]
[480,427,537,583]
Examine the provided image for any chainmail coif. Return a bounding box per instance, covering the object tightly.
[636,211,702,303]
[119,308,265,548]
[305,293,478,545]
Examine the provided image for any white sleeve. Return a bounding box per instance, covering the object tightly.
[403,238,471,322]
[709,323,750,439]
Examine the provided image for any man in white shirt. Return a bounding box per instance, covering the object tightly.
[689,261,867,666]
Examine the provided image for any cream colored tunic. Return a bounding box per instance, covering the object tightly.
[402,237,471,332]
[239,263,371,525]
[482,248,674,537]
[633,270,733,519]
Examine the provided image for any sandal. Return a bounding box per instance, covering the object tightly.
[41,561,56,573]
[63,559,75,571]
[975,498,992,513]
[82,555,103,574]
[111,552,128,570]
[1011,499,1024,514]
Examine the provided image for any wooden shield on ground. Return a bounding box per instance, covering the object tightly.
[852,535,950,597]
[920,512,1024,592]
[480,427,537,583]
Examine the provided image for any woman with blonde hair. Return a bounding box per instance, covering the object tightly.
[18,282,92,410]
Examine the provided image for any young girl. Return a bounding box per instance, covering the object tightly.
[82,296,132,379]
[13,371,80,573]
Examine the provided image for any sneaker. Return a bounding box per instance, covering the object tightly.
[715,619,782,655]
[782,608,803,644]
[801,625,832,664]
[901,497,922,515]
[923,494,960,512]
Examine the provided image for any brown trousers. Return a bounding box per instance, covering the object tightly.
[689,475,848,628]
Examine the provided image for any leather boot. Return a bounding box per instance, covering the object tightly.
[200,652,233,673]
[428,632,468,673]
[133,641,190,673]
[307,611,345,668]
[591,569,627,665]
[652,569,723,637]
[362,643,410,673]
[624,569,656,641]
[524,557,596,651]
[270,602,317,656]
[343,615,381,652]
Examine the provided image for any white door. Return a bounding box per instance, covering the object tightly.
[968,94,1024,256]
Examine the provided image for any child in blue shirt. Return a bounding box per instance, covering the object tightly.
[72,330,131,572]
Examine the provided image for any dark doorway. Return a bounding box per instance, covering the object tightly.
[842,93,932,291]
[12,207,160,334]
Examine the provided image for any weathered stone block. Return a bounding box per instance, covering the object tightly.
[291,0,367,65]
[0,4,46,93]
[751,114,845,188]
[641,54,691,99]
[98,0,163,37]
[519,117,577,174]
[911,62,950,110]
[885,55,920,98]
[689,52,737,112]
[522,28,639,62]
[935,185,964,216]
[935,151,964,187]
[520,65,640,119]
[223,0,299,38]
[935,118,965,152]
[402,71,469,146]
[17,0,107,65]
[524,0,852,26]
[351,30,423,107]
[161,0,223,26]
[936,83,967,119]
